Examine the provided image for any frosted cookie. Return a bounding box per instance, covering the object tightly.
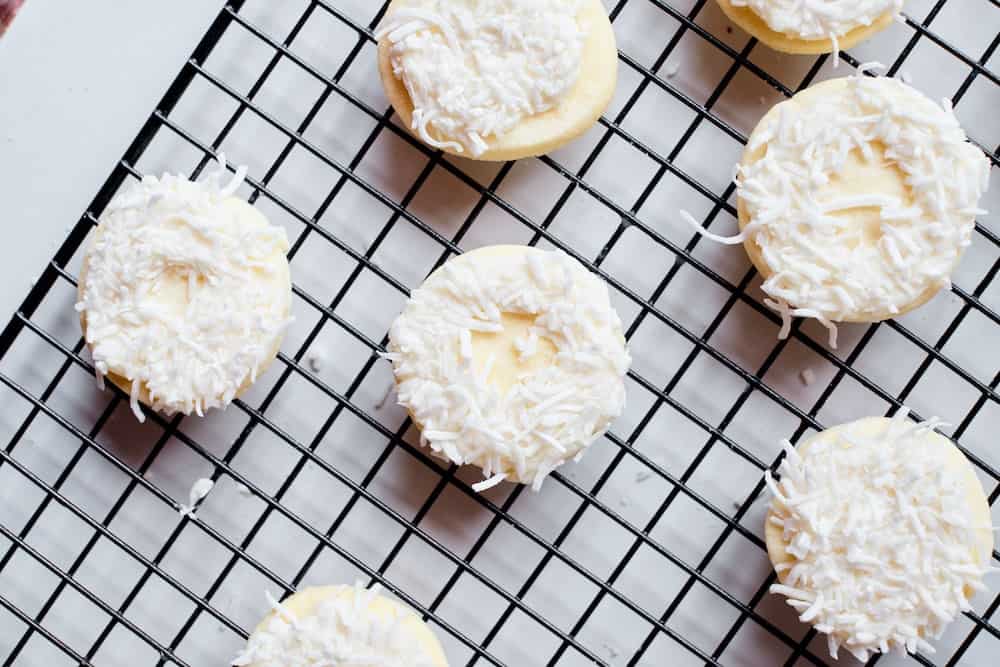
[685,71,989,347]
[76,159,292,422]
[234,584,449,666]
[376,0,617,161]
[764,413,995,660]
[717,0,901,57]
[386,245,630,490]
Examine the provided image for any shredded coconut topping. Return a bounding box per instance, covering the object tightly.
[731,0,902,40]
[387,247,630,490]
[691,72,988,347]
[766,412,995,661]
[233,584,439,667]
[76,157,291,421]
[377,0,586,156]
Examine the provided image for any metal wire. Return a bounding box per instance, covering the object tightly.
[1,1,997,665]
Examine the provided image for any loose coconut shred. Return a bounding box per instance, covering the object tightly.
[766,411,996,661]
[377,0,586,156]
[233,584,438,667]
[387,248,630,490]
[76,157,291,421]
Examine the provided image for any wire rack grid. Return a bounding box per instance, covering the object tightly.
[0,0,998,665]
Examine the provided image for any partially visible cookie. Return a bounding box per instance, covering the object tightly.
[234,584,449,666]
[764,414,994,660]
[376,0,617,161]
[717,0,901,56]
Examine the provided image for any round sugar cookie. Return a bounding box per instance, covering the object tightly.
[764,415,994,661]
[734,74,989,345]
[716,0,900,55]
[76,162,292,422]
[234,585,449,666]
[376,0,618,161]
[387,245,630,490]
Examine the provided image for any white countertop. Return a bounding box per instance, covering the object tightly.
[0,0,217,317]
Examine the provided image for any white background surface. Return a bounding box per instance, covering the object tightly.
[0,1,217,317]
[0,1,998,666]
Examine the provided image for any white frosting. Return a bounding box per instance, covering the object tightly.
[233,584,438,667]
[766,413,994,661]
[76,158,291,421]
[686,71,989,347]
[730,0,902,40]
[376,0,586,157]
[386,247,630,490]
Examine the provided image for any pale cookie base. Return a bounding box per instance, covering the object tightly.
[78,197,291,413]
[765,417,994,599]
[377,0,618,161]
[738,76,960,323]
[246,586,449,667]
[716,0,897,55]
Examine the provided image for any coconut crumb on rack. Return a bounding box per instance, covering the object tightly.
[178,478,215,518]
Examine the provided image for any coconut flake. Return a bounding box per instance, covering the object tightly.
[472,473,507,492]
[178,477,215,518]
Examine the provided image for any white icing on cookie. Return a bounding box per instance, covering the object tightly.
[386,246,630,490]
[766,412,995,661]
[730,0,902,40]
[376,0,586,157]
[233,584,440,667]
[76,158,291,421]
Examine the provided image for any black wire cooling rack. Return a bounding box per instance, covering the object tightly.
[1,1,998,665]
